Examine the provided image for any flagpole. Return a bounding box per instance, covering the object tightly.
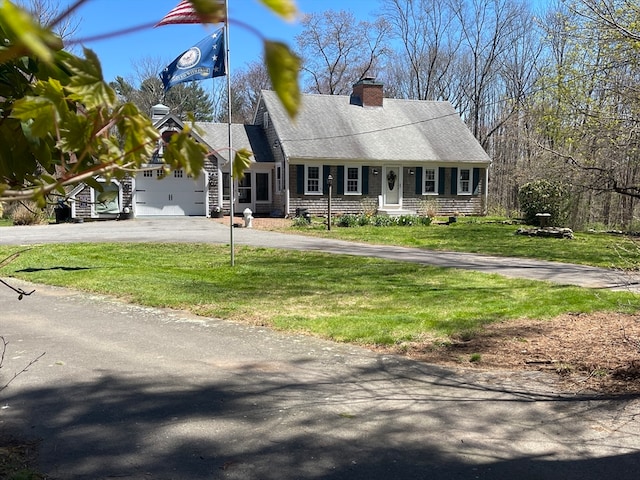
[224,0,234,267]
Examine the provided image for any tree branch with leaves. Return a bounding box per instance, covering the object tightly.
[0,0,301,203]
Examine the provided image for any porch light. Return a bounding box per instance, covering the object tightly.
[409,169,415,175]
[372,168,379,175]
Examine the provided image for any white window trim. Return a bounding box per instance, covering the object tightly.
[422,167,439,196]
[458,167,472,195]
[344,166,362,195]
[305,164,323,195]
[90,178,122,218]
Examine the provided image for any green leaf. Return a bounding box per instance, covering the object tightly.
[188,0,226,23]
[0,1,62,63]
[65,48,116,109]
[85,177,103,192]
[233,148,253,179]
[258,0,297,21]
[264,41,300,118]
[114,102,159,166]
[11,96,57,137]
[162,127,208,177]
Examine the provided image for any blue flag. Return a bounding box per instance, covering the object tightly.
[160,29,226,91]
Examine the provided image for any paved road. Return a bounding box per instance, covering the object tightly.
[2,218,640,479]
[2,279,640,480]
[0,217,637,290]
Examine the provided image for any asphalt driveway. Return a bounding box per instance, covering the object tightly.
[2,279,640,479]
[1,218,640,479]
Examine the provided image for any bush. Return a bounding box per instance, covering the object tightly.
[372,215,396,227]
[292,215,311,227]
[417,198,438,218]
[518,180,569,226]
[335,214,358,227]
[8,202,47,225]
[335,214,431,228]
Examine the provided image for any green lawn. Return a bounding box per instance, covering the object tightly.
[294,217,640,269]
[1,242,637,346]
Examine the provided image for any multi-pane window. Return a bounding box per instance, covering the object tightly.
[143,170,153,178]
[459,168,471,194]
[306,166,321,194]
[424,168,437,193]
[346,167,360,194]
[174,169,183,178]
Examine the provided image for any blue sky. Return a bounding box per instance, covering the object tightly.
[63,0,380,83]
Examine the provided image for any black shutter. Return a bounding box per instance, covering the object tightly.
[415,167,423,195]
[362,166,369,194]
[438,167,445,195]
[472,168,480,195]
[296,165,304,194]
[337,166,344,195]
[450,167,458,195]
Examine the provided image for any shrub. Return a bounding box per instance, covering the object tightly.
[372,215,396,227]
[518,179,569,226]
[397,215,416,226]
[9,202,47,225]
[335,214,358,227]
[357,214,371,226]
[335,214,431,227]
[417,198,438,218]
[292,216,311,227]
[359,198,378,216]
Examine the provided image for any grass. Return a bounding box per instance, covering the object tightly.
[293,217,640,269]
[1,242,638,346]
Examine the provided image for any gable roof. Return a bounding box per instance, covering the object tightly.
[195,123,273,163]
[260,90,491,165]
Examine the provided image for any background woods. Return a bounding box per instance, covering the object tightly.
[224,0,639,229]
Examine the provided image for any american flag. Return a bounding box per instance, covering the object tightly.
[156,1,201,27]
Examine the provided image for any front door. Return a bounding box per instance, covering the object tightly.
[237,172,253,212]
[383,166,402,207]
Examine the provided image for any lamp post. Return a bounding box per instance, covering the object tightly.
[327,174,333,231]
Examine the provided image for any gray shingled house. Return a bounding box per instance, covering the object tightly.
[69,79,491,220]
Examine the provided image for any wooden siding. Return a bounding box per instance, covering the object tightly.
[289,164,486,216]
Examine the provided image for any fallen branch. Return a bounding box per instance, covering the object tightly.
[0,336,46,393]
[0,249,35,300]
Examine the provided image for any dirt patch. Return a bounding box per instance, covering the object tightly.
[211,215,293,230]
[215,216,640,394]
[385,312,640,395]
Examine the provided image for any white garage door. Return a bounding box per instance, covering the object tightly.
[135,170,206,216]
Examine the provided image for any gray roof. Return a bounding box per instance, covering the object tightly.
[195,123,273,163]
[260,90,491,164]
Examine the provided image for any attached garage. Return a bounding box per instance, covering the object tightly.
[134,168,207,216]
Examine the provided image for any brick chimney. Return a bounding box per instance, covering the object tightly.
[350,77,384,107]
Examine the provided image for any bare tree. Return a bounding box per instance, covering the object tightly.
[380,0,461,101]
[228,60,272,123]
[15,0,79,43]
[295,10,390,95]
